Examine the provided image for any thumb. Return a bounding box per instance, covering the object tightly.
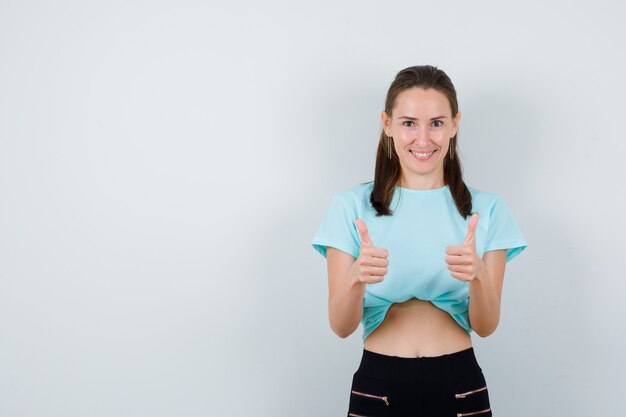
[355,217,374,247]
[464,212,479,246]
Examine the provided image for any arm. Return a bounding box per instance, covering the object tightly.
[468,249,507,337]
[326,247,365,338]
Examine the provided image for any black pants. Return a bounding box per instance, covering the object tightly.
[347,347,492,417]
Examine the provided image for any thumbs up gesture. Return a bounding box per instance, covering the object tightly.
[444,213,486,282]
[351,218,389,284]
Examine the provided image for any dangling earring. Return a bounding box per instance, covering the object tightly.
[449,137,455,160]
[387,136,393,159]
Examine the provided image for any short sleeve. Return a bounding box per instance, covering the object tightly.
[311,195,360,259]
[483,196,528,263]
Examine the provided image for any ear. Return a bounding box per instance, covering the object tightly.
[381,111,391,136]
[452,111,462,137]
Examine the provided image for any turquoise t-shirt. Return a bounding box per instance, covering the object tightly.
[311,181,528,342]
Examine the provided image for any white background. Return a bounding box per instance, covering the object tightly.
[1,1,624,416]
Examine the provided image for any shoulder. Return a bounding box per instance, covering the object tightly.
[467,184,501,209]
[333,181,374,208]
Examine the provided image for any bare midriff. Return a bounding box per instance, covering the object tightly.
[363,297,472,358]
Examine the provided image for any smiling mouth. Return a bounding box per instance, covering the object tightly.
[409,149,436,160]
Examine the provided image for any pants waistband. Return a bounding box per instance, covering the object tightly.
[356,347,482,384]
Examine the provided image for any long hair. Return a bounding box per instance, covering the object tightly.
[368,65,473,219]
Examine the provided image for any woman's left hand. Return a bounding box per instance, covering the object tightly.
[445,213,486,282]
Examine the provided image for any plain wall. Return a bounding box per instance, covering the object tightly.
[1,1,624,416]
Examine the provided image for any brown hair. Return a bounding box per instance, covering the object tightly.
[367,64,473,219]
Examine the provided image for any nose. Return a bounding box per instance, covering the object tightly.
[413,126,431,144]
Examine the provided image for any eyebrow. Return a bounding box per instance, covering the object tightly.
[398,115,448,120]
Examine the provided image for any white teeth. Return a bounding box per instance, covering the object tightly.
[411,150,434,157]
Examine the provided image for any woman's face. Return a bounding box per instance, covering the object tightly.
[382,87,461,189]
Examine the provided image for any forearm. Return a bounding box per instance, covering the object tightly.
[328,270,366,338]
[468,270,501,337]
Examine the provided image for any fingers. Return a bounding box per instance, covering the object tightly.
[356,248,388,283]
[356,218,387,258]
[355,217,373,247]
[356,263,387,283]
[445,252,472,265]
[359,245,389,261]
[463,212,479,246]
[354,218,389,284]
[446,213,481,283]
[358,273,385,284]
[364,265,388,274]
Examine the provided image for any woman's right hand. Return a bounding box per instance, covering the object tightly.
[352,218,389,284]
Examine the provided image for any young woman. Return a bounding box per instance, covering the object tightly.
[311,65,527,417]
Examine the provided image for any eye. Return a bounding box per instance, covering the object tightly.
[432,120,443,127]
[402,121,414,127]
